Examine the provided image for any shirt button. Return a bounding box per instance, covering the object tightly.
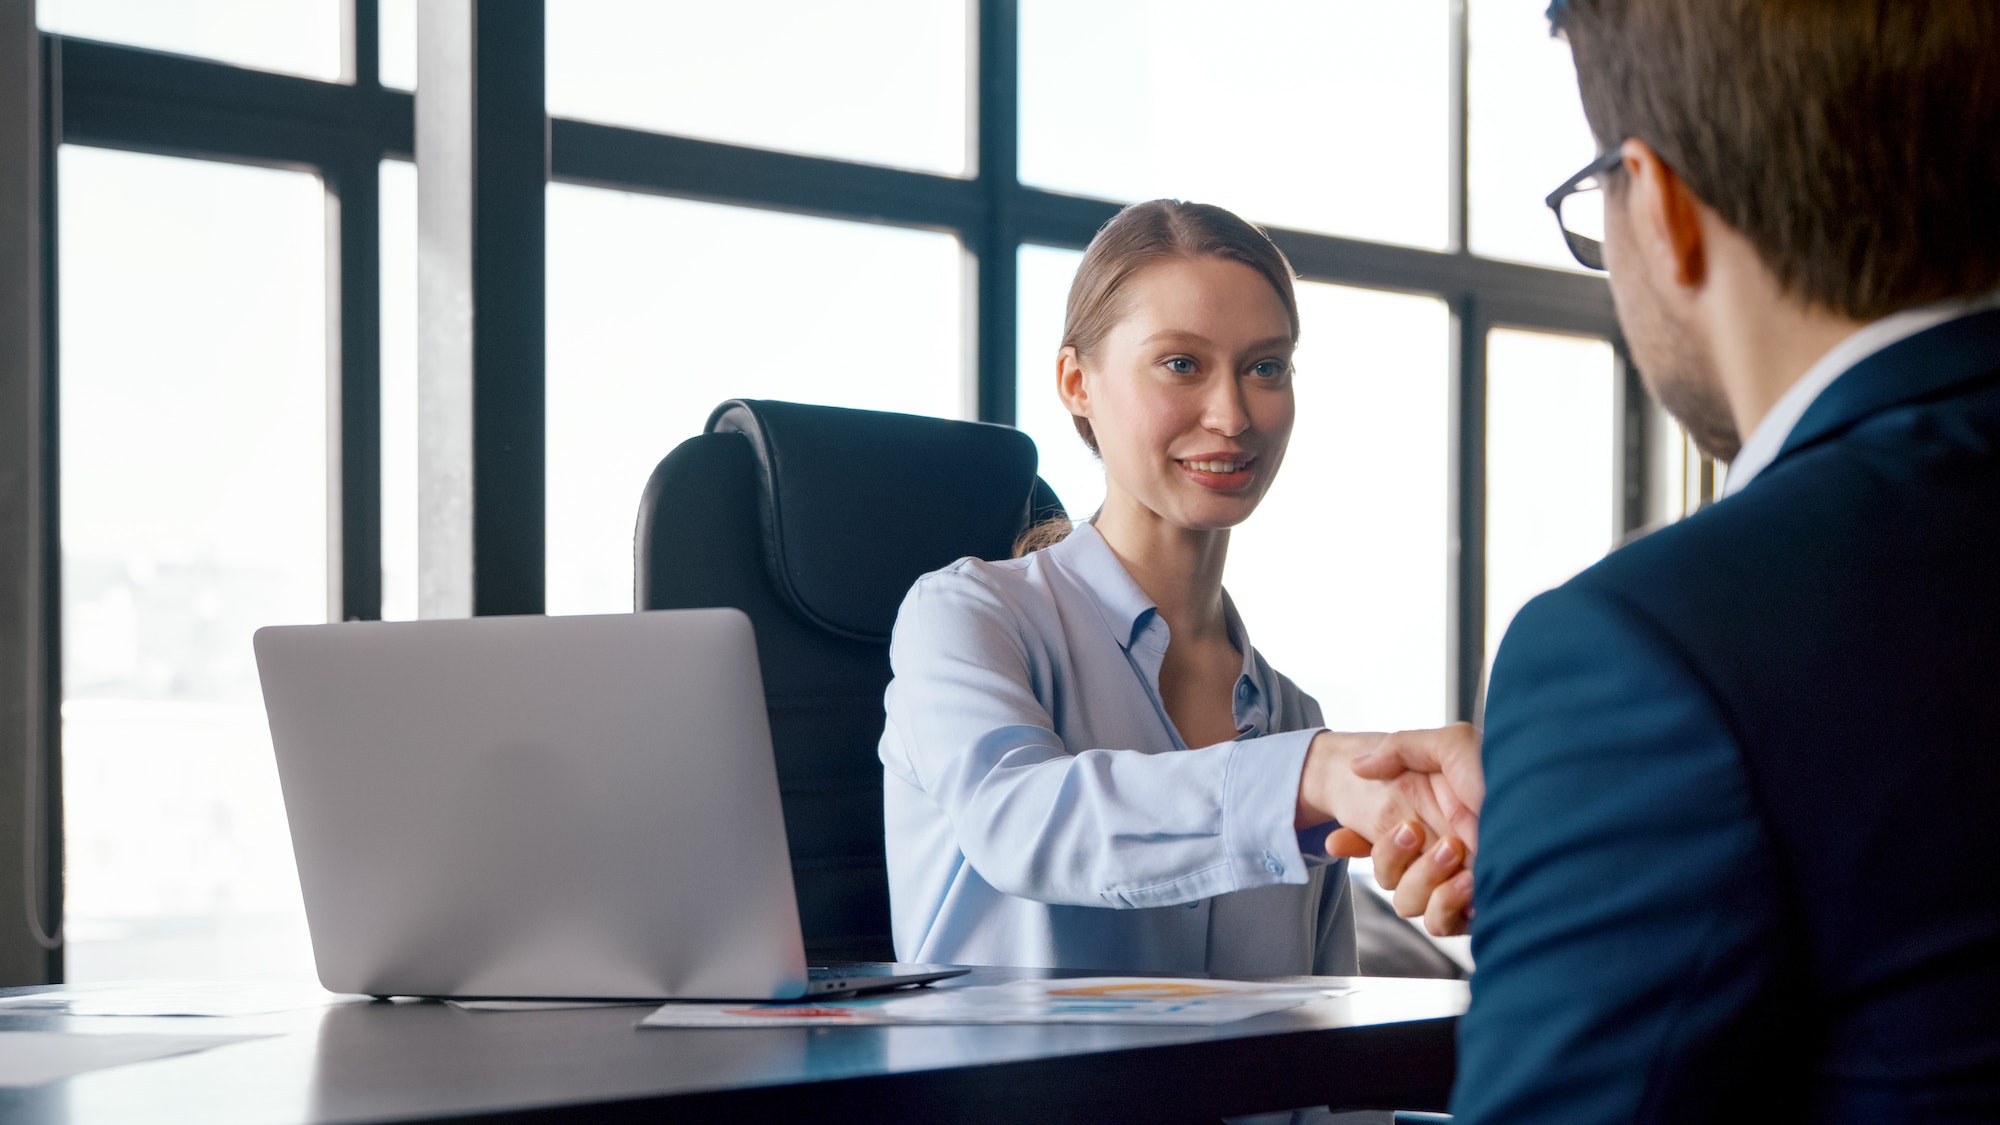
[1264,853,1284,876]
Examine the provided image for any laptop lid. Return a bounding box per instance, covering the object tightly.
[254,609,812,1001]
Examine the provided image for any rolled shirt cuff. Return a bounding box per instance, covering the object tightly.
[1220,727,1322,888]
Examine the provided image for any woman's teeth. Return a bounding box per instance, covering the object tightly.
[1183,459,1249,474]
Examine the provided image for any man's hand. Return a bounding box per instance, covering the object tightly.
[1296,724,1479,852]
[1363,819,1476,936]
[1304,723,1485,937]
[1353,722,1484,848]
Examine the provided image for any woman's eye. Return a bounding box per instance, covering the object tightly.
[1251,360,1291,380]
[1163,357,1197,375]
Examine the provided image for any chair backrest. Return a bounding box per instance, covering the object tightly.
[635,399,1065,962]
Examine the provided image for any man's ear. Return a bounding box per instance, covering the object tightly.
[1619,138,1707,290]
[1056,346,1090,419]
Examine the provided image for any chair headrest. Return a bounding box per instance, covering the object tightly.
[706,399,1043,643]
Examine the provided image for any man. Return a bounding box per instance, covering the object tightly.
[1365,1,2000,1119]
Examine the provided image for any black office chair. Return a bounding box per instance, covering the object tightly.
[634,399,1066,963]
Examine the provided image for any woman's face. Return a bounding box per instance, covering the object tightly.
[1060,255,1296,534]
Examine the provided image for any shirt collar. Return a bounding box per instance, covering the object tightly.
[1045,522,1265,714]
[1045,521,1159,651]
[1725,290,2000,496]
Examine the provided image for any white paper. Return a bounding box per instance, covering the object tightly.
[0,1031,269,1087]
[876,976,1347,1024]
[640,977,1351,1029]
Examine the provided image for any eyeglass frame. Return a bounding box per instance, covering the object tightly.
[1544,146,1627,271]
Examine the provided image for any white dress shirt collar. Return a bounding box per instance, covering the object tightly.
[1724,290,2000,496]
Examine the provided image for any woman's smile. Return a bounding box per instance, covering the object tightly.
[1176,453,1258,491]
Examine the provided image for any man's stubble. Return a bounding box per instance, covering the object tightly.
[1610,255,1742,464]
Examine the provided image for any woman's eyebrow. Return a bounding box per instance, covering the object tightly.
[1138,329,1211,347]
[1138,330,1294,353]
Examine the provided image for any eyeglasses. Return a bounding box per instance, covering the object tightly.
[1544,147,1625,271]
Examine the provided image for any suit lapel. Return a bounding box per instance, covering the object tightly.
[1768,307,2000,473]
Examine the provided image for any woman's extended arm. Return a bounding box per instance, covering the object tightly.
[879,567,1457,908]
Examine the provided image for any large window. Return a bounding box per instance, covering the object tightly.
[1015,245,1101,519]
[38,0,342,80]
[57,146,326,981]
[27,2,1654,982]
[380,158,420,623]
[547,1,970,176]
[1467,0,1600,269]
[1019,0,1451,249]
[1228,284,1452,731]
[544,188,967,616]
[1483,328,1618,674]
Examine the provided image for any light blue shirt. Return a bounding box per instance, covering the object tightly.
[878,522,1355,976]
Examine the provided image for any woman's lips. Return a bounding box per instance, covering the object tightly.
[1177,455,1257,491]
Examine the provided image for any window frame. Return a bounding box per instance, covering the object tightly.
[14,0,1682,982]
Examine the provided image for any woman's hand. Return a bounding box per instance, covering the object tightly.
[1297,723,1484,936]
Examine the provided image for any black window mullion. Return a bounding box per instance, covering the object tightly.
[53,36,401,171]
[327,153,382,622]
[333,0,382,621]
[347,0,379,90]
[1448,0,1471,253]
[1447,294,1488,724]
[975,0,1020,426]
[549,121,983,232]
[1613,343,1651,539]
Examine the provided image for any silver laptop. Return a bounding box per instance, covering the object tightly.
[253,608,962,1001]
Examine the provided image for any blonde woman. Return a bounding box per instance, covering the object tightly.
[879,200,1476,979]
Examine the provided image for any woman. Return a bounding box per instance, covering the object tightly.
[877,200,1468,978]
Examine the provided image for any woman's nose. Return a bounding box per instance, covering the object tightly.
[1202,377,1251,436]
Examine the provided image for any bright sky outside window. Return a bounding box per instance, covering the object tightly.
[1484,327,1617,674]
[1019,0,1451,249]
[380,159,419,622]
[544,185,968,617]
[545,0,970,176]
[58,145,325,983]
[1229,282,1452,730]
[1015,245,1104,523]
[38,0,341,81]
[379,0,415,89]
[1468,0,1600,269]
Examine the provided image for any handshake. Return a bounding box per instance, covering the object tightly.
[1295,724,1484,937]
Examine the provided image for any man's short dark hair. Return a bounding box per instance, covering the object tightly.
[1549,0,2000,321]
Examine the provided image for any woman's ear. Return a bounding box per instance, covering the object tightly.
[1056,346,1090,420]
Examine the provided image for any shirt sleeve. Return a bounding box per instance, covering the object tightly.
[1279,675,1338,865]
[1451,585,1789,1124]
[878,566,1318,909]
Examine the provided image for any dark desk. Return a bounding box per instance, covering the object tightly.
[0,970,1465,1123]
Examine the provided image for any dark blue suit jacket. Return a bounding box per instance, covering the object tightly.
[1453,308,2000,1123]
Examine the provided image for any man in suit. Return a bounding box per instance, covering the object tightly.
[1359,0,2000,1119]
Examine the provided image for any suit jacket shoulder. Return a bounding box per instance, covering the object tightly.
[1458,311,2000,1122]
